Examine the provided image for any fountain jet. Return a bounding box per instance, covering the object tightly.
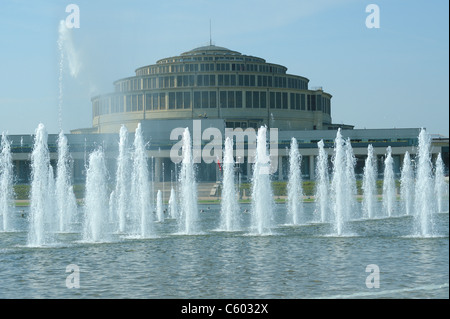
[287,137,303,225]
[219,137,240,231]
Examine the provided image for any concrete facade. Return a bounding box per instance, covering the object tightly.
[74,45,341,134]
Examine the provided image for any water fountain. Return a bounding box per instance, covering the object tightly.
[382,146,396,217]
[0,132,15,232]
[83,149,109,242]
[131,123,153,238]
[219,137,240,231]
[113,125,131,233]
[414,128,435,236]
[168,187,178,219]
[250,126,274,235]
[344,138,357,219]
[287,137,303,225]
[400,151,414,216]
[178,127,199,234]
[46,165,57,231]
[362,144,378,219]
[315,140,329,223]
[434,153,447,214]
[28,124,53,246]
[156,190,164,223]
[330,128,349,236]
[55,131,77,232]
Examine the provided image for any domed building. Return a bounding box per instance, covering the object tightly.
[81,44,342,134]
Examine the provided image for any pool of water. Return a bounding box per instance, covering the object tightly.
[0,202,448,299]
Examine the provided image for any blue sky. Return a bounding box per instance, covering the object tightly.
[0,0,448,136]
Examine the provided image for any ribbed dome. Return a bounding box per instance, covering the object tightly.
[181,44,241,56]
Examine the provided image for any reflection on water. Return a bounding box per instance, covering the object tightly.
[0,202,448,299]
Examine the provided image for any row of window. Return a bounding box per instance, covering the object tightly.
[135,62,286,76]
[157,54,265,64]
[93,91,331,116]
[114,74,308,92]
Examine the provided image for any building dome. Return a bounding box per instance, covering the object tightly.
[86,44,333,134]
[181,44,241,56]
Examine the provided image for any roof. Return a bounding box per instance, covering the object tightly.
[181,44,241,56]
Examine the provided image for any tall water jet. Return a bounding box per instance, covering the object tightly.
[28,124,53,246]
[362,144,378,219]
[400,151,414,216]
[83,149,110,242]
[344,138,357,219]
[58,20,80,78]
[315,140,329,223]
[330,129,348,235]
[55,131,77,232]
[219,137,240,231]
[46,165,57,231]
[250,126,274,235]
[156,190,164,223]
[178,128,199,234]
[382,146,396,217]
[168,187,178,219]
[414,128,435,236]
[0,132,15,231]
[131,123,153,237]
[434,153,447,214]
[113,125,131,233]
[287,137,303,225]
[57,20,80,130]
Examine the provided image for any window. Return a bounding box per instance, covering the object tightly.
[168,92,175,109]
[228,91,235,108]
[126,95,131,112]
[270,92,275,108]
[253,91,259,108]
[119,96,124,112]
[246,91,252,108]
[238,75,244,86]
[176,92,183,109]
[206,91,215,108]
[250,75,255,87]
[230,75,236,86]
[244,75,249,86]
[236,91,242,108]
[184,92,191,109]
[159,93,166,109]
[260,92,266,108]
[301,94,305,110]
[276,92,281,109]
[194,92,201,108]
[202,91,209,108]
[220,91,227,108]
[295,93,300,110]
[282,92,288,109]
[138,94,143,111]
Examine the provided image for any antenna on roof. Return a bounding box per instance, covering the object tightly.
[209,19,212,46]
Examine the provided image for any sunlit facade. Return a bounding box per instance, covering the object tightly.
[85,45,337,134]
